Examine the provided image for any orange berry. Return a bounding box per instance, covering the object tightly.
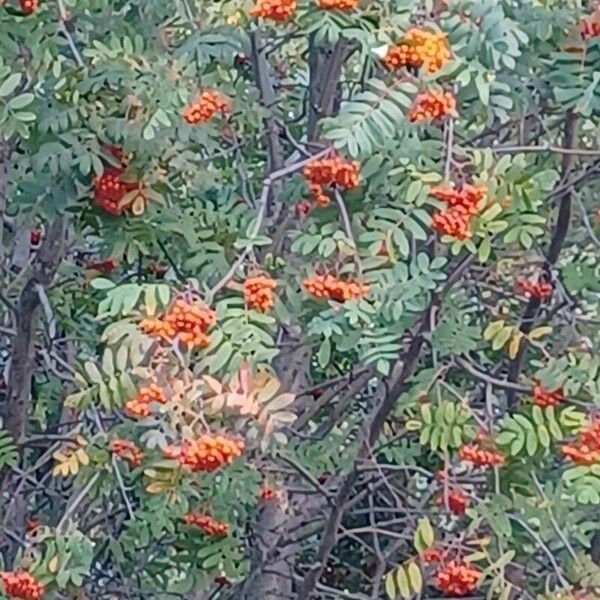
[182,90,231,125]
[110,439,144,467]
[315,0,357,10]
[458,444,504,468]
[19,0,38,14]
[409,90,457,123]
[434,560,481,596]
[0,572,44,600]
[250,0,296,20]
[183,513,229,537]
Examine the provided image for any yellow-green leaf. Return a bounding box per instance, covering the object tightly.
[529,326,552,340]
[484,320,505,342]
[508,332,523,359]
[407,562,422,594]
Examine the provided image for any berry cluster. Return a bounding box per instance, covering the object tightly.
[383,28,451,74]
[125,383,167,418]
[304,155,360,208]
[516,277,553,301]
[304,156,360,189]
[110,439,144,468]
[182,90,231,125]
[183,513,229,537]
[420,547,447,565]
[429,184,486,240]
[581,15,600,40]
[532,384,563,408]
[19,0,38,14]
[315,0,357,10]
[0,572,44,600]
[25,518,41,535]
[459,444,504,468]
[434,560,481,596]
[260,485,278,502]
[435,488,469,515]
[409,90,456,123]
[93,146,139,215]
[562,420,600,465]
[249,0,296,21]
[140,298,215,350]
[243,276,277,312]
[303,274,369,302]
[86,257,119,273]
[164,435,244,473]
[30,229,41,246]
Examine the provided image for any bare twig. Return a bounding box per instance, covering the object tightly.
[57,0,85,68]
[333,189,362,276]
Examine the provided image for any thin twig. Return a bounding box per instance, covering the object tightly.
[57,0,85,68]
[57,472,100,532]
[333,189,362,276]
[209,149,330,297]
[444,118,454,181]
[574,191,600,250]
[530,471,578,562]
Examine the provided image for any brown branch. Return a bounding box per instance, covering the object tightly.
[506,113,578,406]
[295,254,474,600]
[250,29,285,215]
[1,215,67,559]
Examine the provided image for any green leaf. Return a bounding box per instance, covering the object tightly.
[0,73,21,97]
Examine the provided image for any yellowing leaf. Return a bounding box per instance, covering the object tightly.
[76,448,90,466]
[529,326,552,340]
[484,320,505,342]
[385,571,397,599]
[48,556,59,573]
[146,481,172,494]
[131,195,146,215]
[508,332,523,359]
[69,453,80,475]
[407,562,422,594]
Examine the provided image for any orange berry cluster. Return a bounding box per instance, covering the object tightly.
[25,518,41,535]
[315,0,357,10]
[86,257,119,273]
[183,513,229,537]
[303,274,369,302]
[93,146,138,215]
[304,156,360,189]
[260,485,278,502]
[250,0,296,21]
[581,16,600,39]
[435,488,469,515]
[182,90,231,125]
[562,420,600,466]
[532,384,563,408]
[243,276,277,312]
[110,439,144,468]
[19,0,38,14]
[164,435,244,473]
[140,298,215,350]
[30,229,41,246]
[304,155,360,208]
[434,560,481,596]
[516,277,553,301]
[383,28,451,74]
[429,184,486,241]
[420,547,446,564]
[0,572,44,600]
[409,90,456,123]
[459,444,504,468]
[125,383,167,418]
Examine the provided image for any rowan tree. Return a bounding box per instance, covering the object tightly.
[2,1,600,599]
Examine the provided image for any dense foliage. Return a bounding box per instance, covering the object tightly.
[3,0,600,599]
